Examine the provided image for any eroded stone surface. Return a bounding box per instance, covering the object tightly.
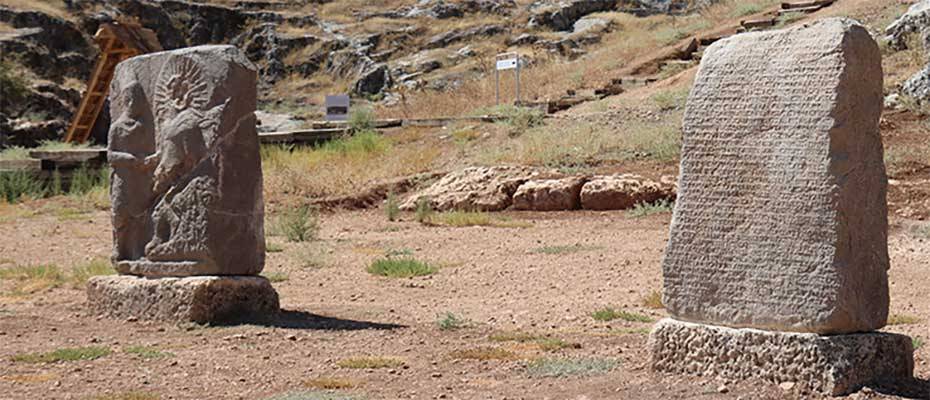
[512,177,586,211]
[579,174,675,211]
[86,275,279,324]
[108,45,264,277]
[664,18,888,334]
[400,166,559,211]
[649,319,914,396]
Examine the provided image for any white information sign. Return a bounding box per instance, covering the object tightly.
[496,58,518,71]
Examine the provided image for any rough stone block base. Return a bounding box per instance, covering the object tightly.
[87,275,279,324]
[649,318,914,396]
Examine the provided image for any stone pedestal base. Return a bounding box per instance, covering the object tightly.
[87,275,279,324]
[649,318,914,396]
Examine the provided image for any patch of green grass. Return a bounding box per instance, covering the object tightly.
[0,169,46,203]
[265,391,359,400]
[775,11,806,28]
[266,242,285,253]
[437,312,469,331]
[913,337,925,350]
[730,3,763,17]
[86,392,160,400]
[12,346,111,363]
[69,166,109,196]
[348,107,376,134]
[321,130,388,156]
[0,264,65,295]
[304,377,357,390]
[262,271,290,283]
[651,88,689,111]
[591,308,654,323]
[427,211,531,228]
[628,199,673,218]
[0,146,29,161]
[367,257,437,278]
[336,356,403,369]
[912,224,930,239]
[526,357,618,378]
[276,205,320,243]
[489,331,579,351]
[124,345,173,360]
[609,327,651,335]
[641,290,664,310]
[474,105,545,137]
[533,244,602,255]
[69,258,115,287]
[385,192,400,222]
[490,331,541,343]
[888,314,922,326]
[449,347,519,361]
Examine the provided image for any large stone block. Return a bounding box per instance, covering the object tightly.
[107,45,264,277]
[663,18,888,334]
[649,319,914,396]
[87,275,279,324]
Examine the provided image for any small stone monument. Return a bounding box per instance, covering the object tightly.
[87,45,279,324]
[649,19,913,395]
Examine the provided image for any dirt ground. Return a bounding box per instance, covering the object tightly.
[0,206,927,400]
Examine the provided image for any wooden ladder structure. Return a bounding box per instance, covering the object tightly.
[64,20,162,143]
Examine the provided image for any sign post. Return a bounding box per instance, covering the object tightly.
[495,53,521,105]
[325,94,350,122]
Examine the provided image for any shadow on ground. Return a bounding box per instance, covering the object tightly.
[218,309,406,331]
[870,377,930,399]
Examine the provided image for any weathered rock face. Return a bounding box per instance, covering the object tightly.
[663,18,888,334]
[580,174,675,211]
[108,45,265,277]
[513,177,586,211]
[87,275,279,323]
[649,319,914,396]
[885,0,930,51]
[528,0,619,31]
[401,166,558,211]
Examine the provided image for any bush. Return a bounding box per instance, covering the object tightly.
[436,312,469,330]
[414,197,433,224]
[348,107,375,134]
[385,192,400,221]
[278,205,319,243]
[0,170,45,203]
[628,199,674,218]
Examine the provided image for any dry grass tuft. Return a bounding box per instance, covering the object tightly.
[336,356,404,369]
[449,347,519,361]
[304,377,357,390]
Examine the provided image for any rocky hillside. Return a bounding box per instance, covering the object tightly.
[0,0,718,146]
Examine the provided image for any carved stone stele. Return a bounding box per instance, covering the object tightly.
[663,18,888,335]
[107,45,264,277]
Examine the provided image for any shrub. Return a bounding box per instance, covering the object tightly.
[348,107,376,134]
[278,205,319,243]
[414,197,433,224]
[367,257,436,278]
[0,170,45,203]
[69,165,109,196]
[436,312,469,330]
[385,192,400,221]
